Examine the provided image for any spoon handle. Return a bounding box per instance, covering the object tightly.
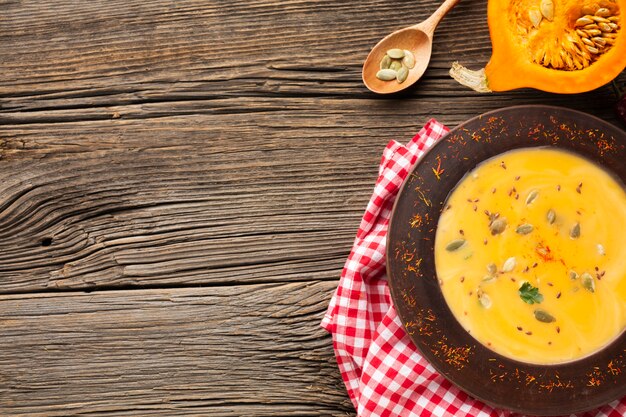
[415,0,462,36]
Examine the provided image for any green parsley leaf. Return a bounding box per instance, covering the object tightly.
[518,282,544,304]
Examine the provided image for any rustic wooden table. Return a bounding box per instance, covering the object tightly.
[1,1,624,416]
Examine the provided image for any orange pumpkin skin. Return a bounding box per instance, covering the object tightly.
[452,0,626,93]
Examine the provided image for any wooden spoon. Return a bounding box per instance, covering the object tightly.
[362,0,462,94]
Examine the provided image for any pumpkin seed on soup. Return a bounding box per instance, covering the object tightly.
[534,309,556,323]
[581,272,595,292]
[446,239,466,252]
[489,218,507,235]
[516,223,534,235]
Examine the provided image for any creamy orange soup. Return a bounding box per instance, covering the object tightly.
[434,148,626,364]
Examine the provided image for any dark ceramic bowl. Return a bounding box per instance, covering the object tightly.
[387,105,626,416]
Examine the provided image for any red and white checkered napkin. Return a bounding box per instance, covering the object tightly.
[320,119,626,417]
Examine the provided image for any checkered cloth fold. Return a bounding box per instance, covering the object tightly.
[321,119,626,417]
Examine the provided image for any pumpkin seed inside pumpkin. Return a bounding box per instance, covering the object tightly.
[522,1,621,71]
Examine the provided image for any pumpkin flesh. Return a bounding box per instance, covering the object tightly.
[452,0,626,93]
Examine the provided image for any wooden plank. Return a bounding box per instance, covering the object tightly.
[0,281,354,416]
[0,0,490,107]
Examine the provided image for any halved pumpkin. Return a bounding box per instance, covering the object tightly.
[450,0,626,93]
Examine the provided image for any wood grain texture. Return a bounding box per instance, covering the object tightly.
[0,281,353,416]
[1,0,625,415]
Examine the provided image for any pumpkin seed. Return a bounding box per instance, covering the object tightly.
[581,272,595,292]
[396,66,409,83]
[608,16,620,23]
[599,22,613,32]
[570,222,581,238]
[402,50,416,69]
[525,190,539,205]
[576,17,594,26]
[596,7,612,17]
[487,263,497,275]
[446,239,466,252]
[608,22,619,30]
[592,36,607,46]
[534,310,556,323]
[477,290,492,308]
[586,28,603,36]
[516,223,534,235]
[592,15,611,24]
[540,0,554,21]
[582,37,595,47]
[584,23,600,30]
[569,270,579,280]
[529,9,543,27]
[546,209,556,224]
[380,55,391,70]
[387,49,405,59]
[490,218,507,235]
[482,275,496,283]
[502,257,516,272]
[376,69,397,81]
[389,60,402,71]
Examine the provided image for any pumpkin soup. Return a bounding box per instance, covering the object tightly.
[434,147,626,364]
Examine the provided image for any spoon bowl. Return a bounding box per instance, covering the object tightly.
[362,0,461,94]
[362,28,432,95]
